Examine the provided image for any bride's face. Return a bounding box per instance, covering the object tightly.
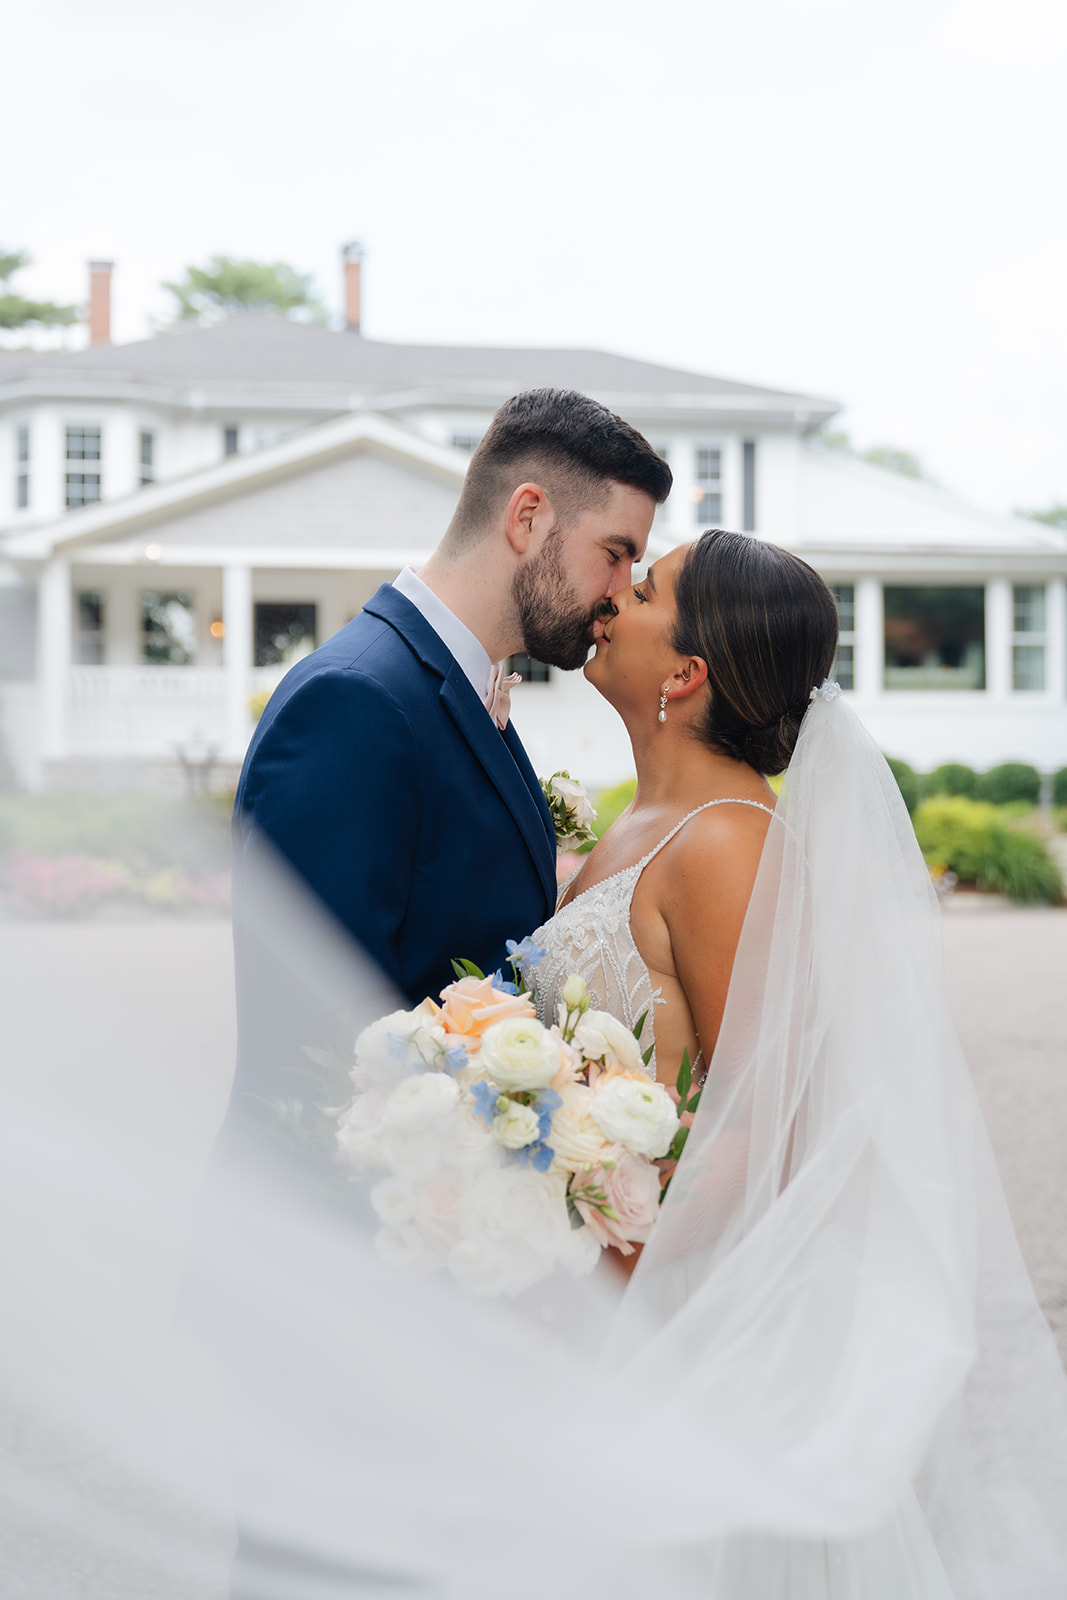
[584,543,689,717]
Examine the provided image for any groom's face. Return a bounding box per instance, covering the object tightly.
[514,481,655,671]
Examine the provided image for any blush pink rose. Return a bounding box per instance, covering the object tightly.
[569,1148,662,1256]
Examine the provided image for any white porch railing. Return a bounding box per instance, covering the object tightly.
[68,666,235,757]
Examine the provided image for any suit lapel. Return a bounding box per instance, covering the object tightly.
[365,586,557,909]
[440,666,558,908]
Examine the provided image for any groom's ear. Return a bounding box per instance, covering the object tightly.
[666,657,709,701]
[504,482,552,555]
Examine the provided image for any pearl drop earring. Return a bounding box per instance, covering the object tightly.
[658,690,668,724]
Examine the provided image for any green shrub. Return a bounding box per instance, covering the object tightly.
[976,762,1041,806]
[583,778,636,852]
[1052,768,1067,809]
[914,796,1062,906]
[923,762,978,799]
[0,791,230,872]
[884,756,919,816]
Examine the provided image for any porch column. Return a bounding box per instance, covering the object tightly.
[985,579,1012,700]
[39,557,71,760]
[223,564,253,760]
[854,577,883,697]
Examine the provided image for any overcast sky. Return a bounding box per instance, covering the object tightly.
[5,0,1065,517]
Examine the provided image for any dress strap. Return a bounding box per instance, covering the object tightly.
[635,798,776,874]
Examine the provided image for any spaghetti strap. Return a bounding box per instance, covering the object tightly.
[635,797,776,874]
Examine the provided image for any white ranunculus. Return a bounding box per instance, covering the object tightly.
[354,1004,448,1084]
[574,1009,645,1073]
[480,1015,560,1092]
[335,1123,387,1171]
[374,1223,426,1270]
[590,1076,679,1159]
[441,1105,503,1172]
[380,1126,445,1181]
[459,1166,567,1259]
[381,1070,459,1133]
[549,774,596,829]
[493,1098,541,1150]
[370,1176,416,1225]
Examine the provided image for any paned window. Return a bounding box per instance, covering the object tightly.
[141,591,196,665]
[830,584,855,691]
[65,473,101,509]
[451,433,482,453]
[1012,584,1047,691]
[66,426,101,461]
[75,590,106,664]
[139,431,155,487]
[742,439,757,531]
[693,446,722,527]
[254,603,318,668]
[507,651,551,684]
[15,423,29,509]
[223,425,240,457]
[884,586,985,691]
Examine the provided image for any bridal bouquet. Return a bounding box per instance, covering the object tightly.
[335,945,680,1298]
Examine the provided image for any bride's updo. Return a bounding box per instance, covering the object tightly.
[672,529,839,775]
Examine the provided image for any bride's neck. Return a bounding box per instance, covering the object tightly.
[627,720,756,811]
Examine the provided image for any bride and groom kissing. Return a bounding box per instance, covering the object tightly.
[232,385,833,1101]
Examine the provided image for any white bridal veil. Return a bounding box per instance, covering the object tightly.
[3,693,1066,1599]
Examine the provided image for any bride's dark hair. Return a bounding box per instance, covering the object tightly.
[672,529,839,775]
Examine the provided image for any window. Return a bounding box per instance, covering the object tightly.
[884,586,985,691]
[223,425,240,457]
[141,591,196,665]
[139,431,155,487]
[742,439,756,531]
[693,446,722,526]
[66,425,101,461]
[1012,584,1047,691]
[506,651,551,684]
[830,584,855,691]
[15,424,29,509]
[65,473,101,509]
[451,433,482,453]
[75,590,106,664]
[254,603,318,668]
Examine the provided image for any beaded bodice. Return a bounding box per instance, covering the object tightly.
[521,798,775,1080]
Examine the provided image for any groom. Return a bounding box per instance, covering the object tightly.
[232,388,671,1010]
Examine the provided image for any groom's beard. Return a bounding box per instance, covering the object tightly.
[513,528,609,671]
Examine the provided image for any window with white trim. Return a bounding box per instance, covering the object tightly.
[75,590,106,664]
[693,446,722,527]
[65,424,102,510]
[1012,584,1046,691]
[139,431,155,487]
[15,424,29,509]
[830,584,855,691]
[506,652,551,684]
[141,591,196,665]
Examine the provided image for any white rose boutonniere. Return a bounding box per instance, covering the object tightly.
[540,770,598,850]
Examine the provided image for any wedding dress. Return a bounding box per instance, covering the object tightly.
[525,797,776,1078]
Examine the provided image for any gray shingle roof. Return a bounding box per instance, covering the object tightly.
[0,315,828,405]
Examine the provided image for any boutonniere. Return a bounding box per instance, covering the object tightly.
[540,771,598,850]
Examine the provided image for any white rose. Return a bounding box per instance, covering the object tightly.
[374,1223,427,1270]
[381,1071,459,1133]
[493,1098,541,1150]
[380,1126,445,1181]
[547,1081,612,1174]
[354,1003,450,1083]
[574,1010,645,1074]
[370,1176,416,1225]
[335,1123,387,1171]
[590,1076,679,1159]
[459,1166,568,1259]
[550,774,596,829]
[441,1105,503,1172]
[480,1015,560,1092]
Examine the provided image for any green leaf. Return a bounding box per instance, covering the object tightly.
[685,1089,702,1116]
[675,1048,692,1105]
[632,1010,648,1042]
[451,958,486,980]
[641,1043,655,1068]
[670,1125,689,1160]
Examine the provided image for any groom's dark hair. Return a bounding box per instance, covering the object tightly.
[444,388,671,548]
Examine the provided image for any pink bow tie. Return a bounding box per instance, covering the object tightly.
[485,662,522,730]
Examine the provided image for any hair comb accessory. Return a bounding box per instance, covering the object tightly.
[810,679,842,703]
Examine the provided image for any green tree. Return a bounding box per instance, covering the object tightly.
[0,249,78,330]
[1016,503,1067,530]
[161,256,327,323]
[814,427,928,481]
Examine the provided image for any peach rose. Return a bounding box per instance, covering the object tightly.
[570,1148,661,1256]
[436,975,535,1043]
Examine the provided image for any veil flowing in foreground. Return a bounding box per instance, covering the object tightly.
[3,694,1066,1599]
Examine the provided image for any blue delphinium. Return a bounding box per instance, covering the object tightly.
[491,970,519,996]
[506,936,546,969]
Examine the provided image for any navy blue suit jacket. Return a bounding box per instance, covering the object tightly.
[233,584,557,1007]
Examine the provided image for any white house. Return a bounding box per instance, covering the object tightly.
[2,261,1065,792]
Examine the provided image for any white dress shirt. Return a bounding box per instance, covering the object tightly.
[391,566,494,706]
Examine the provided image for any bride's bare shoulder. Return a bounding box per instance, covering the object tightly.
[651,797,773,910]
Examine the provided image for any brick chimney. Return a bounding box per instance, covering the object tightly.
[88,261,113,346]
[343,241,364,334]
